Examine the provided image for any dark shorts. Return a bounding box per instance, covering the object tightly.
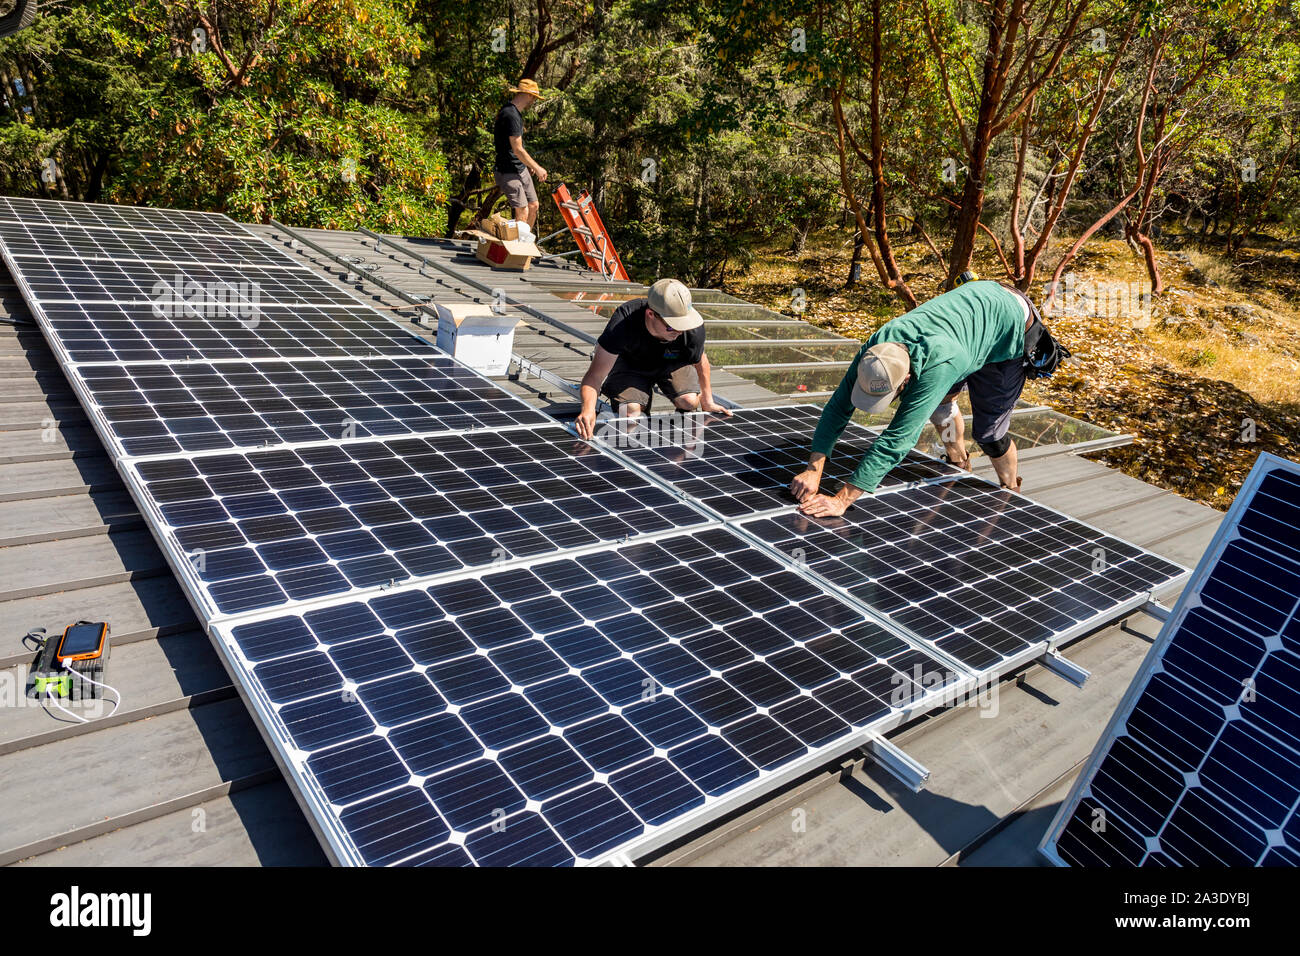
[601,359,701,412]
[945,354,1027,444]
[494,169,538,208]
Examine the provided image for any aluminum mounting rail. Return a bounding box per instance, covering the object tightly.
[268,219,580,401]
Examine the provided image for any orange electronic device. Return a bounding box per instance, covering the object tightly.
[55,621,109,663]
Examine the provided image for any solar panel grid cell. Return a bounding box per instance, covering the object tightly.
[217,526,959,865]
[1045,454,1300,867]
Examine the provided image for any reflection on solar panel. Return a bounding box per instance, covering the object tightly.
[0,194,252,236]
[211,527,962,866]
[133,426,709,617]
[744,477,1186,675]
[36,302,436,365]
[596,406,963,517]
[0,219,298,268]
[78,356,549,457]
[1042,453,1300,866]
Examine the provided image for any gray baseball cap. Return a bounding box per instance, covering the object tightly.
[647,278,703,332]
[849,342,911,413]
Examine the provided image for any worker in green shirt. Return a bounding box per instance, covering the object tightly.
[791,279,1067,517]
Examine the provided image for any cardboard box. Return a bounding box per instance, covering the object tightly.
[463,216,542,270]
[432,302,522,376]
[483,214,520,241]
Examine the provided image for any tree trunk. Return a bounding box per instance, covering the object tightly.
[85,152,111,203]
[15,56,40,124]
[791,218,810,255]
[1008,108,1031,281]
[1127,219,1163,295]
[944,0,1012,288]
[847,234,864,288]
[447,163,483,236]
[865,0,915,306]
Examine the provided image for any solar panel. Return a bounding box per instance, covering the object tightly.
[1042,453,1300,866]
[10,258,368,306]
[596,406,963,518]
[32,302,438,365]
[742,477,1187,677]
[208,526,965,866]
[76,356,550,458]
[0,194,252,237]
[0,218,301,268]
[130,426,711,617]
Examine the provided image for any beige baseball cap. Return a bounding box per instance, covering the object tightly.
[850,342,911,413]
[647,279,703,332]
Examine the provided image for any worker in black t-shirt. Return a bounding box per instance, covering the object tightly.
[575,279,731,439]
[493,78,547,228]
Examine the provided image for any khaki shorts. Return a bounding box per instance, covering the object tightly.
[602,361,701,412]
[494,169,538,208]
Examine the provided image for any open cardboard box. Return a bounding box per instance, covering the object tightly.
[462,215,542,270]
[431,301,522,376]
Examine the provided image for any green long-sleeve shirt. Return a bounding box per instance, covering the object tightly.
[810,280,1027,494]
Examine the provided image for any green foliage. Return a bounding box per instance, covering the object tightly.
[1,0,1299,287]
[0,0,449,232]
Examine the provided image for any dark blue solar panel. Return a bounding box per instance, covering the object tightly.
[596,406,963,517]
[8,258,365,305]
[78,356,548,457]
[0,217,295,268]
[0,194,252,236]
[743,476,1186,675]
[0,197,435,365]
[215,526,958,866]
[32,302,435,364]
[1045,454,1300,867]
[131,426,709,616]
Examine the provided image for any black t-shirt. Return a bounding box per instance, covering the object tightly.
[597,298,706,373]
[493,103,525,174]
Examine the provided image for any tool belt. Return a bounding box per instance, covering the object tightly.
[1006,285,1072,379]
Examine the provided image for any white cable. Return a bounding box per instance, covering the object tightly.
[44,685,89,724]
[60,660,122,720]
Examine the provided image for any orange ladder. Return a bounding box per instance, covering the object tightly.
[551,183,629,281]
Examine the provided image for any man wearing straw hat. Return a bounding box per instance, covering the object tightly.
[493,78,548,228]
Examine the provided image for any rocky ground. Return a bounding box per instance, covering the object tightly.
[725,231,1300,510]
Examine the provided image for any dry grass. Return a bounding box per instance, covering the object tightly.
[1180,247,1244,293]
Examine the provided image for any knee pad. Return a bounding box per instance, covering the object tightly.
[930,399,960,429]
[978,434,1013,459]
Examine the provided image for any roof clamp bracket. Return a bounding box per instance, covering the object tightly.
[864,735,930,793]
[597,852,635,867]
[1038,648,1090,688]
[1141,594,1172,622]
